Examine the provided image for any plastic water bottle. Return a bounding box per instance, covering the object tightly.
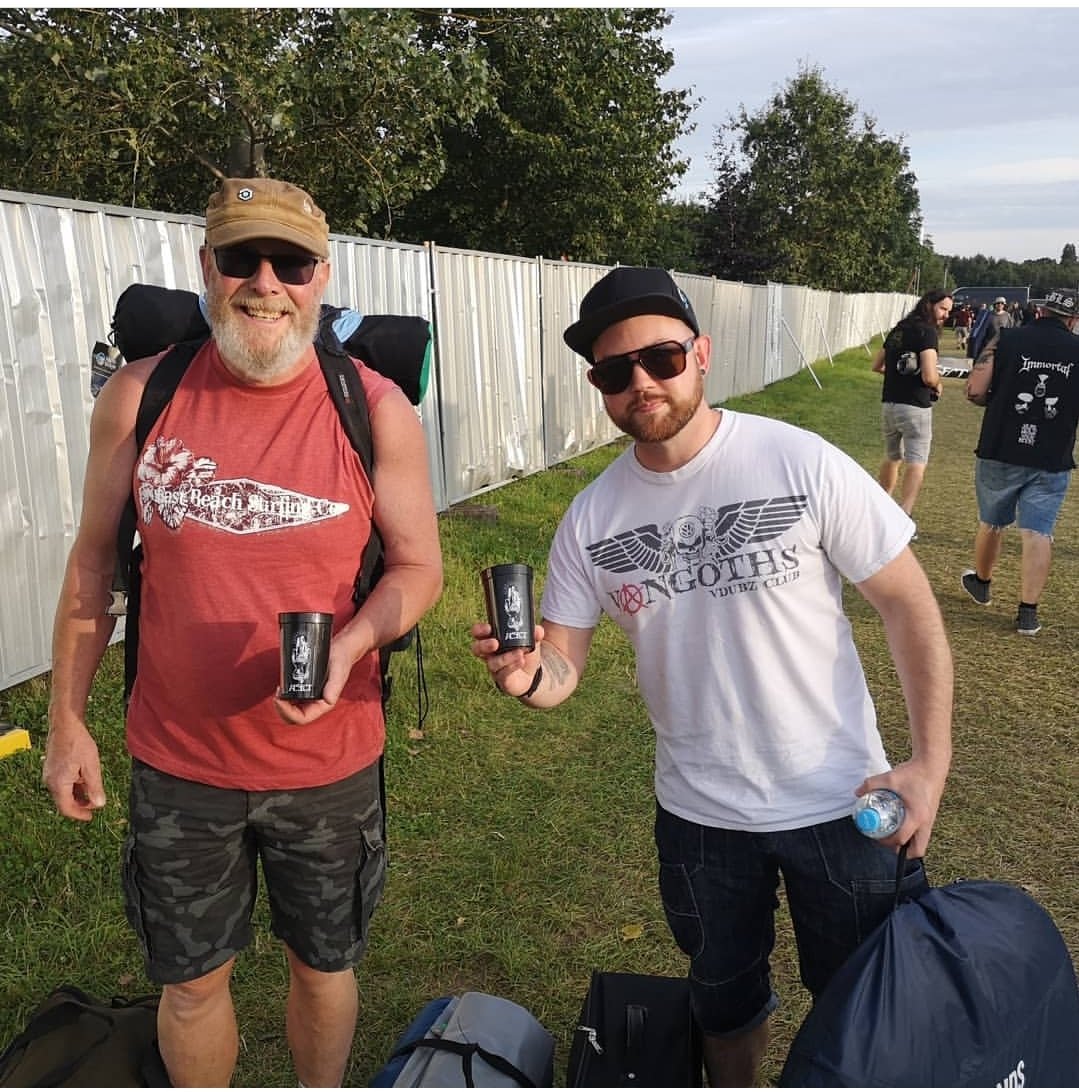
[852,789,905,838]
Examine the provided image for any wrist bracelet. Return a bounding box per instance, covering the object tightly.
[518,665,543,700]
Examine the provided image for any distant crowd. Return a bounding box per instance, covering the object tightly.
[951,297,1038,353]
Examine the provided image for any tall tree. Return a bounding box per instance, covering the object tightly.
[649,199,710,275]
[0,9,491,234]
[396,8,693,263]
[699,66,922,292]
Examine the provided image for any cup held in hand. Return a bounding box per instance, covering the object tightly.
[279,611,333,701]
[481,563,536,652]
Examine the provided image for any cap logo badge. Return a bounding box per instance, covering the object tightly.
[237,188,254,202]
[302,199,313,215]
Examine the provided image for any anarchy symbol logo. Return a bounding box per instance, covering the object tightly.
[612,583,647,615]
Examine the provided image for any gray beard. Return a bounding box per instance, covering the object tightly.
[207,290,319,383]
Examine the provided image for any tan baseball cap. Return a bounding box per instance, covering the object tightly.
[205,178,329,260]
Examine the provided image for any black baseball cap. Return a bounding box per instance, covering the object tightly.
[563,267,700,363]
[1030,288,1079,317]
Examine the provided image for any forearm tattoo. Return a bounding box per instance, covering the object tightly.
[539,642,572,688]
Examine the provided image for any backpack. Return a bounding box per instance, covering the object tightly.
[105,283,432,708]
[0,985,169,1087]
[779,875,1079,1086]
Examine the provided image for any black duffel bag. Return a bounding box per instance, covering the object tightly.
[567,970,702,1087]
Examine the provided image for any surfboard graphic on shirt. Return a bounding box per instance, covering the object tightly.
[136,435,349,534]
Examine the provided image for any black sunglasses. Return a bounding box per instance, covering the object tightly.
[213,246,321,286]
[588,337,696,396]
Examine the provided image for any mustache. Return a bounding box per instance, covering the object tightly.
[626,393,669,411]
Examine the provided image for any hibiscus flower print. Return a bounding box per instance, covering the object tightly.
[138,437,217,530]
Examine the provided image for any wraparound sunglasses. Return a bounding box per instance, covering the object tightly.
[213,246,322,286]
[587,337,696,396]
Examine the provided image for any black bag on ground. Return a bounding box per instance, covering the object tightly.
[779,878,1079,1086]
[567,971,702,1087]
[0,985,169,1087]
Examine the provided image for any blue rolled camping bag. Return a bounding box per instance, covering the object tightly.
[780,878,1079,1086]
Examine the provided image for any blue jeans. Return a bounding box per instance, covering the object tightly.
[975,458,1071,537]
[654,802,928,1037]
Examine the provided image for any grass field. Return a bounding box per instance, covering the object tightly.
[2,337,1076,1086]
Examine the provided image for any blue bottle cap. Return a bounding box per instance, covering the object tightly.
[855,808,881,833]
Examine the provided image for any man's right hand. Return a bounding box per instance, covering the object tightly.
[43,721,106,821]
[469,622,545,697]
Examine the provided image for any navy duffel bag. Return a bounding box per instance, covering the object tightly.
[780,868,1079,1086]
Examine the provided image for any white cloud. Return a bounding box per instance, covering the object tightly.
[977,158,1079,185]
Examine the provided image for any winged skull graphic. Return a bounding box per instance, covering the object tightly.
[586,495,809,574]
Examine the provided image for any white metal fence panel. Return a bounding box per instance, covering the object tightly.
[430,246,545,504]
[0,187,916,690]
[1,198,97,686]
[673,271,717,345]
[540,260,622,465]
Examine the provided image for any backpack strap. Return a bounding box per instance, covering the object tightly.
[108,340,204,619]
[108,341,204,704]
[316,327,417,710]
[313,336,378,612]
[389,1034,537,1088]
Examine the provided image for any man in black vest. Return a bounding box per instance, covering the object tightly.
[962,288,1079,635]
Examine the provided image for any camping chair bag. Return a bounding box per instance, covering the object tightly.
[779,879,1079,1087]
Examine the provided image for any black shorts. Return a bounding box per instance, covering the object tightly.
[122,758,386,985]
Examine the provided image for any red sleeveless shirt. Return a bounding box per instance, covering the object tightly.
[126,341,396,790]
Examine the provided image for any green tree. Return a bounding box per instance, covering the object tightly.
[915,236,950,296]
[699,66,921,292]
[0,8,491,234]
[648,199,710,275]
[395,8,693,262]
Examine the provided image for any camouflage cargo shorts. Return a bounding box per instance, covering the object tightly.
[122,758,386,985]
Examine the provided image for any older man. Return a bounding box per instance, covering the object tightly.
[44,177,443,1086]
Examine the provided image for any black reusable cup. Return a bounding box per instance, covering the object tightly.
[481,563,536,652]
[278,611,333,701]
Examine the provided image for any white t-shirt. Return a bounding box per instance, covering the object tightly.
[541,410,914,831]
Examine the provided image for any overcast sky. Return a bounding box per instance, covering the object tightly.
[660,6,1079,263]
